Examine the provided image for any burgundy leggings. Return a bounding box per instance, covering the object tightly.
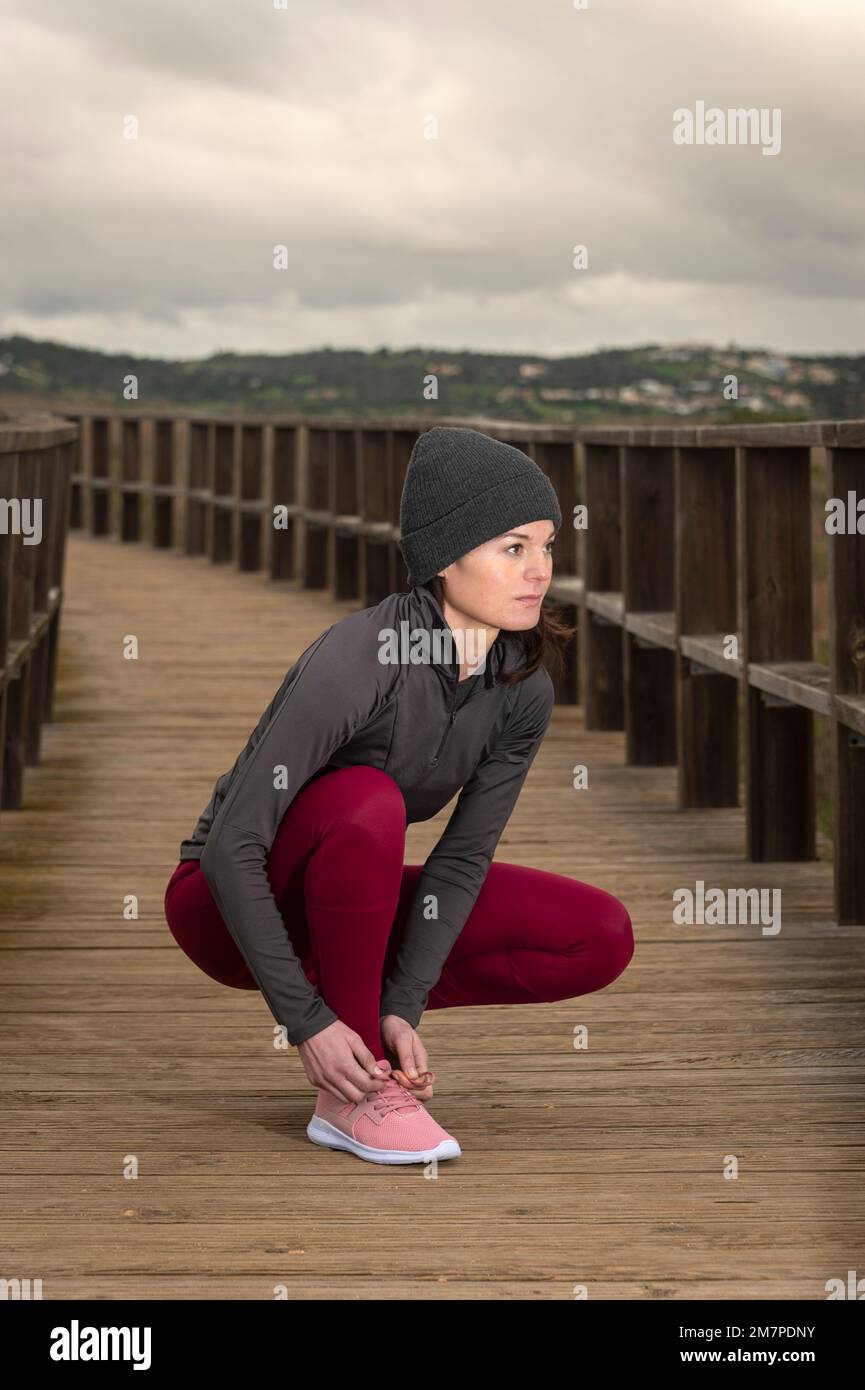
[163,766,634,1058]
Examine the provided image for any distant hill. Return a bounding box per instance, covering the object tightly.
[1,334,863,423]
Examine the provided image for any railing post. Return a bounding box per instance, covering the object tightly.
[580,441,623,729]
[269,423,298,582]
[138,415,155,547]
[621,442,675,763]
[120,416,144,542]
[79,413,110,537]
[674,444,738,805]
[0,445,18,811]
[238,422,265,572]
[532,436,580,705]
[8,445,38,792]
[391,428,416,593]
[300,423,329,589]
[44,439,73,724]
[738,444,815,859]
[209,421,235,564]
[333,425,360,599]
[65,413,82,530]
[152,416,176,549]
[23,443,52,764]
[827,440,865,923]
[185,419,209,557]
[103,414,121,542]
[359,427,391,606]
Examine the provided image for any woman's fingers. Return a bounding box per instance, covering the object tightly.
[412,1040,430,1078]
[392,1066,434,1099]
[378,1019,433,1096]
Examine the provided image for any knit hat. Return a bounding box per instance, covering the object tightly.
[398,426,562,588]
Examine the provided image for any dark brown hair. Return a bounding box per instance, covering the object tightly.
[424,573,577,687]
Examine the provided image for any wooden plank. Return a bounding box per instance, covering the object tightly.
[584,590,624,624]
[748,660,832,716]
[580,422,852,448]
[547,575,584,606]
[679,633,742,676]
[623,610,676,650]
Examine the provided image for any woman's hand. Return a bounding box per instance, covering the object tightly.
[297,1019,388,1104]
[380,1014,434,1101]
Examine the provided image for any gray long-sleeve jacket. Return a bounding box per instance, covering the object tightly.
[179,584,554,1046]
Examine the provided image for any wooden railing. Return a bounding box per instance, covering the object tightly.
[35,409,865,922]
[0,414,77,820]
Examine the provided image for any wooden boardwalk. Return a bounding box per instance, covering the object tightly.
[1,533,863,1300]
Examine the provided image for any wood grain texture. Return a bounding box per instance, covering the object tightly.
[0,533,862,1301]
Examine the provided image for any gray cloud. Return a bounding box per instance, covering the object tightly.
[1,0,863,357]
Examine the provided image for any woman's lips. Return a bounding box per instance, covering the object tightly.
[514,594,542,605]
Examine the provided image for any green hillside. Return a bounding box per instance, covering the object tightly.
[1,334,863,423]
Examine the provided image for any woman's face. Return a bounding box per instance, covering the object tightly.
[438,519,557,632]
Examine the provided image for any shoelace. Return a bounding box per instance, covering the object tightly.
[371,1074,421,1115]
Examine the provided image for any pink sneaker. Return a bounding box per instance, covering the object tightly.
[306,1059,461,1165]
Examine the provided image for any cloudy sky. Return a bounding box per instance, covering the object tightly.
[1,0,863,359]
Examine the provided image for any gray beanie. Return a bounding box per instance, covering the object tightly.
[398,426,562,588]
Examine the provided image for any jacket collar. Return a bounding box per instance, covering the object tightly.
[409,584,511,689]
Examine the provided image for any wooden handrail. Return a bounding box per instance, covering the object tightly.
[0,413,77,817]
[9,407,865,924]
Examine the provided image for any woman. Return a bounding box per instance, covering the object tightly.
[163,425,634,1166]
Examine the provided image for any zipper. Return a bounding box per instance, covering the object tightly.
[428,685,458,769]
[426,672,484,770]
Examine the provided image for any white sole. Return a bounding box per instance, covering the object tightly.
[306,1114,461,1165]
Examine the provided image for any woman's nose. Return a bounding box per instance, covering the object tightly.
[524,557,551,578]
